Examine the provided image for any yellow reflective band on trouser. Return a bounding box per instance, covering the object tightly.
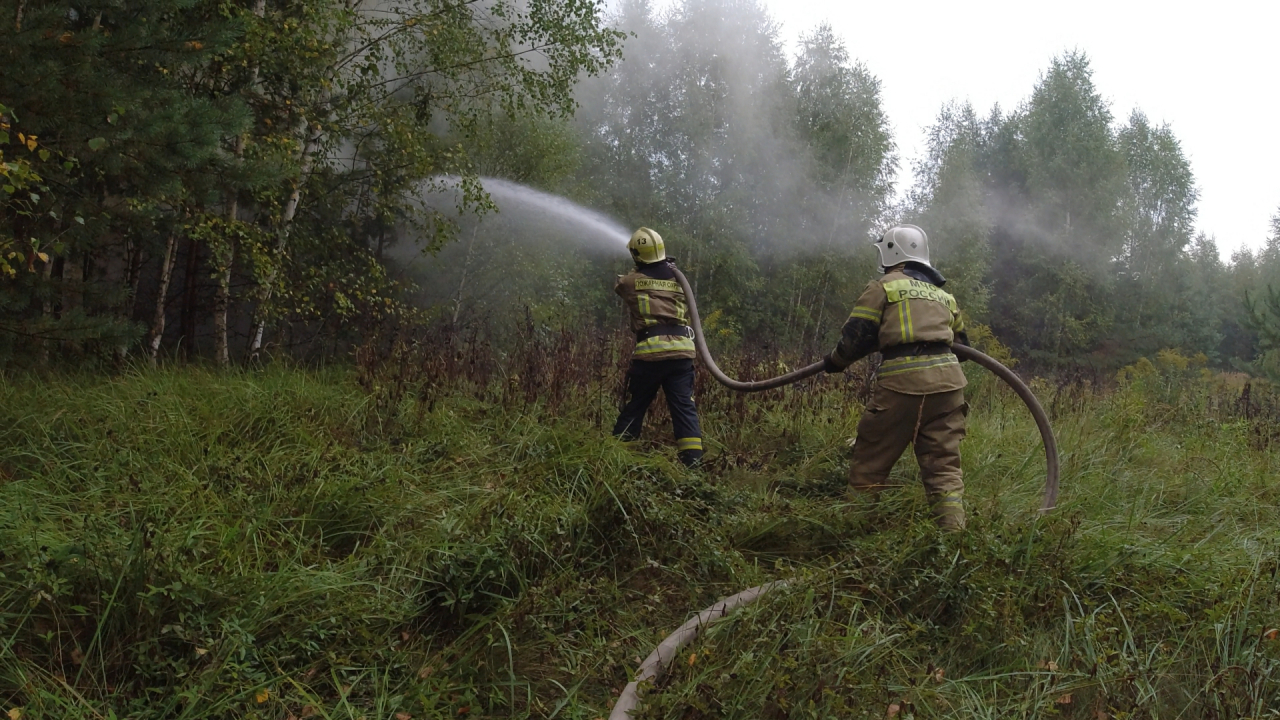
[677,437,703,452]
[929,492,965,530]
[634,335,695,355]
[929,492,963,509]
[877,353,959,378]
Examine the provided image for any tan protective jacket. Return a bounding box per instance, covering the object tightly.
[615,264,696,361]
[830,267,968,394]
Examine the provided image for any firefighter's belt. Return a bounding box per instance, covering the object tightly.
[636,324,693,341]
[880,341,952,360]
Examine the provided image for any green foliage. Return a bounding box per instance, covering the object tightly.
[0,0,623,366]
[902,52,1270,372]
[1238,212,1280,380]
[793,24,895,207]
[0,104,64,278]
[979,54,1128,361]
[411,37,1273,379]
[1018,53,1127,259]
[4,0,1272,379]
[1245,284,1280,382]
[0,0,246,355]
[906,102,993,320]
[2,0,1275,383]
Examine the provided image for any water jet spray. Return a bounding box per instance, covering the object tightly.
[418,176,631,251]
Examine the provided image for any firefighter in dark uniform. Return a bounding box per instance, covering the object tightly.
[823,225,971,530]
[612,227,704,467]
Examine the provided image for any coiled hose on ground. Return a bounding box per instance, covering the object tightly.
[671,267,1059,513]
[606,270,1063,720]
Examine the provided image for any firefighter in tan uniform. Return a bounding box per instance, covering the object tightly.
[823,225,970,530]
[612,228,704,467]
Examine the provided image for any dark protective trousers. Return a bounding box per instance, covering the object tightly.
[849,386,967,529]
[612,358,704,467]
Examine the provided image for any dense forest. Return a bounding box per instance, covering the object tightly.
[3,0,1278,374]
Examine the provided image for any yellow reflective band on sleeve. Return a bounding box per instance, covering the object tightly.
[635,278,682,293]
[634,336,696,355]
[849,306,882,322]
[877,353,959,378]
[677,437,703,451]
[882,278,958,313]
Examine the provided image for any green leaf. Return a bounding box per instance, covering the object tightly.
[0,131,8,144]
[28,193,40,202]
[38,149,50,161]
[87,137,107,151]
[74,216,85,225]
[2,185,14,194]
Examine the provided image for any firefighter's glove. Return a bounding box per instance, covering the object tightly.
[822,354,844,374]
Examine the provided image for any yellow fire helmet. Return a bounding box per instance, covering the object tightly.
[627,227,666,265]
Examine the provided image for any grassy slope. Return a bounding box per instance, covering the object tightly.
[0,365,1277,719]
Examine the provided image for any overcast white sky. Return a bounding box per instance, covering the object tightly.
[654,0,1280,258]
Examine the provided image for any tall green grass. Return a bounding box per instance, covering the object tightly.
[0,361,1276,719]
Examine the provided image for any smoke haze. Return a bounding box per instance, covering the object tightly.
[571,0,897,257]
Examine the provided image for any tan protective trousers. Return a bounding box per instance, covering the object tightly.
[849,386,967,530]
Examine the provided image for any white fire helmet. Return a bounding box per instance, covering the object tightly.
[873,224,931,271]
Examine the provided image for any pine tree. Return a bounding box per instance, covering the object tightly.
[0,0,249,363]
[1244,211,1280,380]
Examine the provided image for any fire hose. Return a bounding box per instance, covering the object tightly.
[671,267,1059,513]
[608,582,782,720]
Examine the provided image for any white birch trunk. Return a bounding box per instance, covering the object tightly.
[213,194,237,368]
[213,0,266,367]
[246,123,323,360]
[148,232,179,365]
